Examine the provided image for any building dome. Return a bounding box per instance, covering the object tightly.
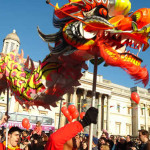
[5,29,20,44]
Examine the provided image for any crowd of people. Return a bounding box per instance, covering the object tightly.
[0,107,150,150]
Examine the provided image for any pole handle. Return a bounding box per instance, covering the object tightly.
[46,0,50,4]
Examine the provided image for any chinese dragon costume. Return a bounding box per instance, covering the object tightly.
[0,0,149,109]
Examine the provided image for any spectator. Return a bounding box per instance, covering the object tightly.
[108,135,114,150]
[138,129,150,150]
[28,133,44,150]
[92,137,98,150]
[0,130,3,143]
[126,135,134,150]
[0,126,22,150]
[33,121,42,135]
[98,137,107,149]
[100,144,110,150]
[81,141,88,150]
[1,128,6,142]
[20,139,30,150]
[22,130,30,141]
[0,114,9,125]
[44,107,98,150]
[115,136,126,150]
[48,130,53,137]
[101,132,107,139]
[41,131,48,141]
[102,130,109,139]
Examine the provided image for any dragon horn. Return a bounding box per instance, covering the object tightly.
[24,55,30,68]
[20,49,24,64]
[29,58,35,71]
[48,43,54,52]
[0,53,6,57]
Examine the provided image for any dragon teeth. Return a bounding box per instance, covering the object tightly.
[121,39,126,44]
[112,46,117,50]
[104,31,108,37]
[115,34,120,39]
[116,45,126,53]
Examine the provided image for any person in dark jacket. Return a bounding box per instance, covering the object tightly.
[126,135,134,150]
[138,130,150,150]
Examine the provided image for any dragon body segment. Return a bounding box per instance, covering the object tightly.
[0,0,149,108]
[0,51,87,109]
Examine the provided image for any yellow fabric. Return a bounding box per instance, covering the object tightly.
[3,141,20,150]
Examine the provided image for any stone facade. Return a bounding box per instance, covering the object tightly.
[56,71,150,137]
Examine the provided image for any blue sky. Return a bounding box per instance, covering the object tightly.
[0,0,150,89]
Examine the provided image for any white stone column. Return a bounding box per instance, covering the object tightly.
[83,89,88,99]
[106,95,111,133]
[102,95,107,130]
[9,95,16,113]
[97,94,102,138]
[72,87,77,104]
[145,104,148,130]
[138,105,141,130]
[101,95,105,130]
[132,102,140,136]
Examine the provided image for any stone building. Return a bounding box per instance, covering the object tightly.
[57,71,150,137]
[0,30,150,137]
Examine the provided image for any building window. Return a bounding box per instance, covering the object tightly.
[23,109,31,113]
[39,111,47,115]
[127,107,131,114]
[148,108,150,117]
[16,45,18,50]
[5,42,9,53]
[126,124,130,135]
[141,108,144,116]
[55,113,59,129]
[141,126,145,130]
[115,122,121,135]
[148,127,150,134]
[10,42,15,51]
[117,104,120,113]
[0,106,6,111]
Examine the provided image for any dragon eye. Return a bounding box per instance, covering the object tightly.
[98,8,108,18]
[131,15,137,22]
[131,12,141,22]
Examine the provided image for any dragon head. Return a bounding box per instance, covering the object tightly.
[97,8,150,86]
[38,0,149,86]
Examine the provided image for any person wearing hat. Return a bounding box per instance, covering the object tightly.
[115,136,127,150]
[0,127,22,150]
[45,107,98,150]
[92,137,98,150]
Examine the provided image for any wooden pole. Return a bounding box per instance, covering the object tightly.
[58,100,62,129]
[5,86,9,150]
[88,55,98,150]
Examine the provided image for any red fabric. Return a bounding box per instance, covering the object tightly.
[44,121,83,150]
[22,135,30,141]
[0,142,21,150]
[33,126,42,135]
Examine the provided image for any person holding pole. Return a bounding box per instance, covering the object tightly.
[0,114,9,125]
[44,107,98,150]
